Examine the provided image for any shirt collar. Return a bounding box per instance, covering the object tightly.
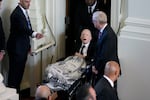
[88,1,97,12]
[82,42,90,47]
[103,75,114,87]
[19,4,29,17]
[19,4,26,13]
[100,23,107,33]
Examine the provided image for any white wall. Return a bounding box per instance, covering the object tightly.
[118,0,150,100]
[118,37,150,100]
[128,0,150,19]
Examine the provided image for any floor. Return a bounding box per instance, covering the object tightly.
[19,88,34,100]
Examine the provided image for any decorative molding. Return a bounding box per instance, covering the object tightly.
[125,17,150,28]
[29,0,56,53]
[120,17,150,41]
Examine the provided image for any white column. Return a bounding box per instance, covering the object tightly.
[46,0,66,61]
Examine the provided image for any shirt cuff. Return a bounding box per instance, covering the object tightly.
[32,32,38,37]
[0,50,5,54]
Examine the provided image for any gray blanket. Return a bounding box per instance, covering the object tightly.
[45,56,86,91]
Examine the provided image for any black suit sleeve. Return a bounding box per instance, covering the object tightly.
[95,77,119,100]
[98,88,116,100]
[10,11,33,36]
[85,41,96,64]
[0,18,5,50]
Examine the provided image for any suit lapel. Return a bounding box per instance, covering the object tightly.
[87,42,92,56]
[17,6,26,20]
[103,77,119,100]
[97,29,106,48]
[17,6,30,29]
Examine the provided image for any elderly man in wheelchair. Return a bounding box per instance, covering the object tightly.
[36,29,96,99]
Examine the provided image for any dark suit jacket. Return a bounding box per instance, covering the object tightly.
[74,41,96,64]
[74,0,103,42]
[0,17,5,50]
[7,5,33,56]
[94,77,119,100]
[94,25,119,77]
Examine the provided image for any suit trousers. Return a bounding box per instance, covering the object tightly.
[8,52,28,92]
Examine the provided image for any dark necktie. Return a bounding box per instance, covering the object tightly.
[26,10,32,29]
[80,45,85,55]
[97,31,102,46]
[89,6,92,15]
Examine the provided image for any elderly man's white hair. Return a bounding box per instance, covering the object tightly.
[92,11,107,24]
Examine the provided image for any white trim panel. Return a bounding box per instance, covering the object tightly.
[120,17,150,41]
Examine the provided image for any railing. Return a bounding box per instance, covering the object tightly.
[31,15,56,55]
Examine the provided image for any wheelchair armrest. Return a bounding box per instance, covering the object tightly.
[86,58,94,65]
[81,62,93,78]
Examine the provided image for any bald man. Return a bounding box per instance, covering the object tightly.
[94,61,120,100]
[35,85,51,100]
[76,83,96,100]
[35,85,58,100]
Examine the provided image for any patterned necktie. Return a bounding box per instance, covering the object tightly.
[80,45,85,55]
[98,31,102,39]
[26,10,32,29]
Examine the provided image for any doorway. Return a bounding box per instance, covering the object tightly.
[65,0,111,56]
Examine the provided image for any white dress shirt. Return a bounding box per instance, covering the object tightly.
[19,4,37,37]
[80,42,90,56]
[88,1,97,13]
[103,75,114,87]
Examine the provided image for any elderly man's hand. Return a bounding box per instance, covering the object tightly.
[36,33,43,39]
[75,52,85,58]
[0,51,5,61]
[92,66,98,74]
